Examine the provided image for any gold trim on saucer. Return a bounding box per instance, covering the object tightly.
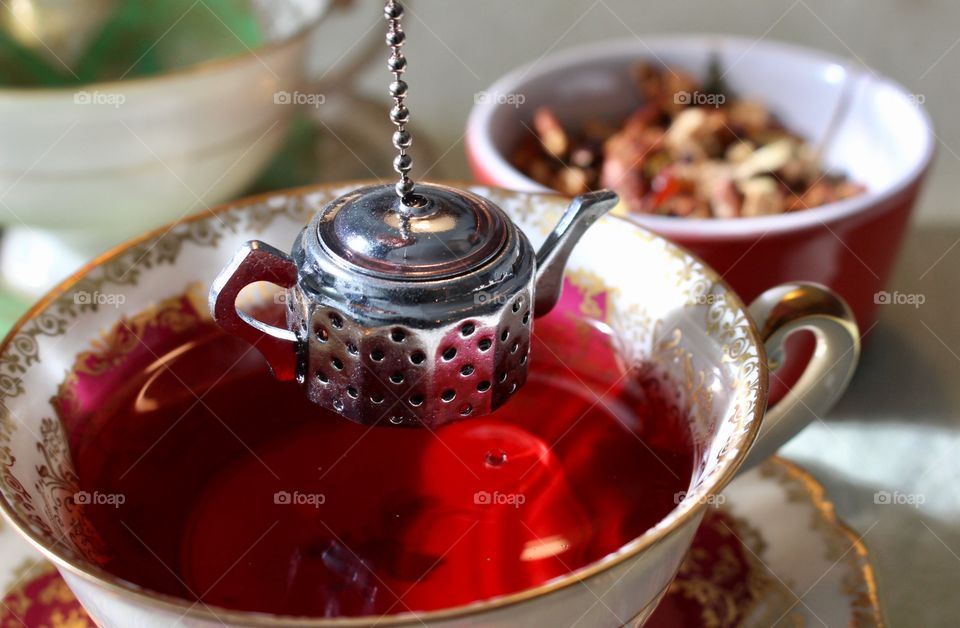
[763,458,885,627]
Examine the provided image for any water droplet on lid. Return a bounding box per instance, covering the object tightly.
[484,448,508,467]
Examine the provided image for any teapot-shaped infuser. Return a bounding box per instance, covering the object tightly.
[209,0,618,427]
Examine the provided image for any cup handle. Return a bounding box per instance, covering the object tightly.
[209,241,300,381]
[740,283,860,471]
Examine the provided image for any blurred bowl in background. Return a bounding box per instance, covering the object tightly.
[0,0,339,296]
[467,35,936,330]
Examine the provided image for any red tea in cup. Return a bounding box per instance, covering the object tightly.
[70,302,693,617]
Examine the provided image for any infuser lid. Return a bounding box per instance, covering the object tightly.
[316,183,509,280]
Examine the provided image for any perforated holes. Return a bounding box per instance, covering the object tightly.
[347,387,359,399]
[512,298,522,313]
[478,338,492,352]
[409,394,424,407]
[316,326,329,343]
[333,399,344,411]
[371,349,385,362]
[390,372,404,384]
[316,371,329,384]
[522,311,530,325]
[371,393,385,405]
[346,342,359,356]
[329,314,343,329]
[410,351,426,365]
[500,330,509,342]
[477,381,491,392]
[460,404,473,416]
[498,372,507,383]
[460,365,475,377]
[461,323,475,337]
[441,389,456,402]
[331,357,344,371]
[391,328,406,342]
[511,341,520,354]
[442,347,457,361]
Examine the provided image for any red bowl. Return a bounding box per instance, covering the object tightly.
[466,36,935,330]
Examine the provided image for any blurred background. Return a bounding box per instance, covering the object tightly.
[1,0,955,302]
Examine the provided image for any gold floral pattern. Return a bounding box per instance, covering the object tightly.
[52,283,207,419]
[0,561,95,628]
[565,269,618,320]
[663,509,785,627]
[34,417,108,565]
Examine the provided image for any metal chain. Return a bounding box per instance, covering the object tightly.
[385,1,414,202]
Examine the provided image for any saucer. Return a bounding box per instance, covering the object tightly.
[0,457,882,627]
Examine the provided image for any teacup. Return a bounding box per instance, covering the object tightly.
[0,182,858,626]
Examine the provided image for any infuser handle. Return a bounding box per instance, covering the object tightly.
[209,241,300,381]
[740,282,860,471]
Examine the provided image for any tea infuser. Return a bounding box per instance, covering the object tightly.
[210,0,618,428]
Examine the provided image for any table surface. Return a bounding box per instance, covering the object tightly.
[780,225,960,627]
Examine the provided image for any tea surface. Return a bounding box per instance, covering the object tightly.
[74,307,694,617]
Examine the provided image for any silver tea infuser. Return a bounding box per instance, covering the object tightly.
[210,0,617,428]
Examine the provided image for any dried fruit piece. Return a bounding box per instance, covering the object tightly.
[533,107,569,157]
[554,167,591,196]
[739,177,784,217]
[509,60,864,218]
